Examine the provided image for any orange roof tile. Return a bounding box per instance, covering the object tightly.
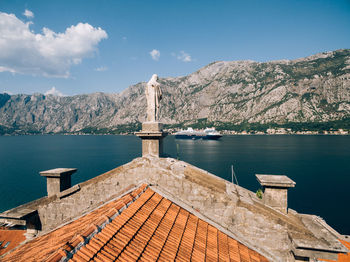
[0,229,26,256]
[2,184,269,262]
[1,184,147,262]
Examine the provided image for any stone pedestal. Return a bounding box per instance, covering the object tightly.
[135,122,167,157]
[256,174,295,214]
[40,168,77,197]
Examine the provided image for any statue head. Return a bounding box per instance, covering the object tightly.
[152,74,158,80]
[147,74,159,87]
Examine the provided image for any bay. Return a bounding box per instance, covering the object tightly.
[0,135,349,234]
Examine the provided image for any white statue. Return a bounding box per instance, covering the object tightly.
[145,74,162,122]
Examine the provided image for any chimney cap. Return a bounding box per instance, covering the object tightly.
[40,168,77,178]
[256,174,295,188]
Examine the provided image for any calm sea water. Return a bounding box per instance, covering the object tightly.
[0,135,349,234]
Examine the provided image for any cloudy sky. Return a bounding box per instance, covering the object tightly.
[0,0,349,96]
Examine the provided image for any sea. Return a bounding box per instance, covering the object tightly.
[0,135,349,234]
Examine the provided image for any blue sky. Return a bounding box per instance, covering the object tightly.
[0,0,349,95]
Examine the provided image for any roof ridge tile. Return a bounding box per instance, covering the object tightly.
[4,183,271,262]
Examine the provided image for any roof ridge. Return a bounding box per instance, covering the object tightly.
[3,183,272,262]
[46,183,149,262]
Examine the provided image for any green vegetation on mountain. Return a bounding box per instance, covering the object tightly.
[164,117,350,134]
[0,49,350,135]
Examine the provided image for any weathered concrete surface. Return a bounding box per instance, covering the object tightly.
[40,168,77,197]
[0,156,348,261]
[289,214,348,260]
[142,121,163,131]
[141,137,163,156]
[256,174,296,214]
[256,174,296,188]
[264,187,289,214]
[135,121,167,156]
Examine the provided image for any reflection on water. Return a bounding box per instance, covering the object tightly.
[175,139,222,158]
[0,134,349,234]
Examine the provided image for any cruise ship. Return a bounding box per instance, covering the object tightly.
[174,127,222,140]
[202,127,223,140]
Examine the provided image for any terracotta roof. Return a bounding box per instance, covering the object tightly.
[319,240,350,262]
[2,184,268,262]
[2,184,147,261]
[339,240,350,262]
[0,229,26,256]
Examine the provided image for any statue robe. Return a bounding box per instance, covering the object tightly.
[146,83,162,122]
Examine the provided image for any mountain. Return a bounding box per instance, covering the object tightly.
[1,49,350,134]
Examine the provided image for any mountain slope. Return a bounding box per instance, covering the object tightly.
[0,49,350,134]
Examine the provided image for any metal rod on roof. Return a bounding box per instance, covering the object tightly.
[231,165,239,186]
[231,165,234,184]
[176,143,180,160]
[231,164,241,200]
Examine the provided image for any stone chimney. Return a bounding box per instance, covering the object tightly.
[256,174,295,214]
[135,122,167,157]
[40,168,77,197]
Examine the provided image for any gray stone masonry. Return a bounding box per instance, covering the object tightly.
[135,121,167,157]
[40,168,77,197]
[0,157,348,261]
[141,122,163,131]
[256,174,296,214]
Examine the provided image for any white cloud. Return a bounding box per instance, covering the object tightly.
[149,49,160,61]
[0,12,108,78]
[95,66,108,72]
[0,66,16,73]
[44,87,64,96]
[176,51,192,62]
[23,9,34,19]
[122,36,127,40]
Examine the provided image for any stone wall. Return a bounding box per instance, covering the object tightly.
[1,156,345,261]
[18,156,239,236]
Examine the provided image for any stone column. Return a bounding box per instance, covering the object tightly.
[135,122,167,157]
[256,174,295,214]
[40,168,77,197]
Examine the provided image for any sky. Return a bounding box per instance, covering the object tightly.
[0,0,349,96]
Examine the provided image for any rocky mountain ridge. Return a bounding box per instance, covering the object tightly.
[1,49,350,134]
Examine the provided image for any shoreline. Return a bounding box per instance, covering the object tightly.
[1,133,350,137]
